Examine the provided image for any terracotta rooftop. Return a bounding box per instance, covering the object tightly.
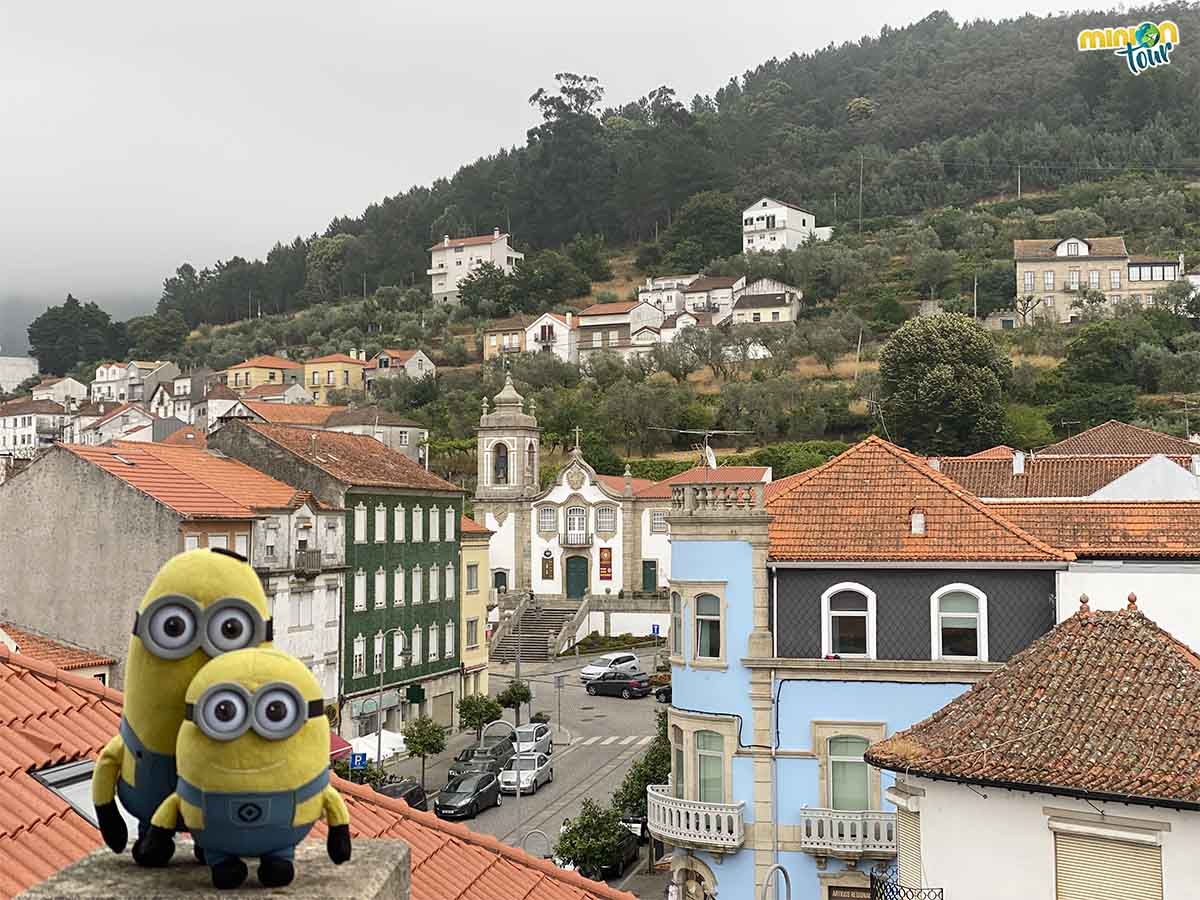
[766,437,1072,562]
[578,301,639,316]
[866,606,1200,809]
[158,426,206,448]
[990,501,1200,559]
[684,275,740,293]
[236,401,338,426]
[427,232,509,252]
[662,311,713,329]
[0,646,631,900]
[459,515,492,536]
[225,354,302,371]
[323,406,423,429]
[936,454,1188,499]
[240,422,462,493]
[963,444,1015,459]
[203,383,240,401]
[80,403,150,433]
[305,353,368,366]
[0,399,65,417]
[1012,236,1129,259]
[732,292,792,310]
[368,349,419,368]
[485,316,530,333]
[239,383,294,398]
[60,442,306,519]
[0,624,114,671]
[595,474,656,497]
[1040,420,1200,457]
[634,465,771,500]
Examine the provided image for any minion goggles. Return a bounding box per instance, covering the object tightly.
[132,594,273,660]
[185,681,325,742]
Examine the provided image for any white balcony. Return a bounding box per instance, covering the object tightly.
[646,785,744,852]
[799,808,895,860]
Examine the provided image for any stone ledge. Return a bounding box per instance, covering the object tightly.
[19,838,409,899]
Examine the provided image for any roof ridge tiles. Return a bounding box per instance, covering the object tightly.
[112,443,257,516]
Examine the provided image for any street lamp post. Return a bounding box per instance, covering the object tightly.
[760,864,791,900]
[377,627,411,773]
[482,719,524,844]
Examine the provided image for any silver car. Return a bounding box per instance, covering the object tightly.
[515,722,553,756]
[498,753,554,794]
[579,652,642,683]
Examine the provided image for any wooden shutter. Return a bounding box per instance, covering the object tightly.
[896,808,922,888]
[1055,832,1162,900]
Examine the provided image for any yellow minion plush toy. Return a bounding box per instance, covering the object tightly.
[91,547,273,865]
[138,647,352,889]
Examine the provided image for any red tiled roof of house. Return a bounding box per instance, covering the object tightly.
[459,515,492,536]
[1040,420,1200,456]
[158,427,206,448]
[241,422,462,494]
[865,607,1200,807]
[484,316,530,333]
[0,646,631,900]
[203,383,240,401]
[367,349,418,369]
[578,301,641,316]
[684,275,740,293]
[80,403,151,433]
[240,383,292,398]
[59,442,303,519]
[989,501,1200,559]
[766,437,1072,562]
[0,645,123,898]
[963,444,1015,459]
[0,624,114,671]
[595,474,656,496]
[0,399,65,417]
[936,454,1188,498]
[225,354,303,370]
[305,353,368,366]
[239,401,339,426]
[1013,236,1129,259]
[633,466,771,500]
[427,233,509,252]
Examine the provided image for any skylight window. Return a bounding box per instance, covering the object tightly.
[34,759,139,832]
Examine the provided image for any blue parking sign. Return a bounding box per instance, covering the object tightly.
[349,752,368,771]
[651,624,660,636]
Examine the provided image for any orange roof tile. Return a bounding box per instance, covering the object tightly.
[240,383,295,398]
[633,466,771,500]
[1040,420,1200,456]
[989,501,1200,559]
[225,354,303,371]
[0,647,628,900]
[0,624,114,671]
[59,443,303,519]
[459,515,492,535]
[1013,236,1128,259]
[963,444,1015,459]
[427,233,509,252]
[937,454,1189,498]
[766,437,1072,562]
[158,427,206,448]
[595,474,656,496]
[305,353,368,366]
[239,422,462,494]
[239,401,339,426]
[578,301,639,316]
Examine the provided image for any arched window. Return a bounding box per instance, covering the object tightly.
[526,440,535,479]
[493,442,509,485]
[695,731,724,803]
[828,736,870,810]
[565,506,587,543]
[670,592,683,658]
[930,584,988,661]
[821,583,876,659]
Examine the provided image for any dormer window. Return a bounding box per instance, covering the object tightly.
[910,509,926,535]
[1066,241,1080,256]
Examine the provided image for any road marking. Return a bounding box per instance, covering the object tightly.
[601,736,619,745]
[580,736,600,746]
[637,736,653,745]
[620,736,638,745]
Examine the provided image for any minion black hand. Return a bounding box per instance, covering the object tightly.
[94,801,127,853]
[327,823,352,864]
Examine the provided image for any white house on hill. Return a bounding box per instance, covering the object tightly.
[742,196,832,252]
[427,228,524,305]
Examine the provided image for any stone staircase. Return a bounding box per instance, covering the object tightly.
[492,605,576,663]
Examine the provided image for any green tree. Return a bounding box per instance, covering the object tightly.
[1052,386,1137,435]
[879,313,1011,454]
[401,715,447,790]
[611,710,670,817]
[1061,319,1154,387]
[912,249,958,299]
[662,191,741,270]
[554,799,629,878]
[458,694,503,740]
[26,294,127,376]
[457,262,512,316]
[565,233,613,281]
[497,680,532,727]
[1005,404,1055,449]
[126,310,189,359]
[1152,279,1197,317]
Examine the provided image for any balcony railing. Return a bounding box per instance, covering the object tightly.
[295,548,323,574]
[560,530,592,548]
[870,866,943,900]
[799,808,896,859]
[646,785,744,852]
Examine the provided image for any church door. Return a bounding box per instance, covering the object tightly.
[493,570,508,593]
[565,556,589,599]
[642,561,658,592]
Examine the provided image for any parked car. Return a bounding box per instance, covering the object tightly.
[654,683,672,704]
[579,652,643,683]
[374,777,427,811]
[447,736,515,780]
[579,826,640,879]
[619,813,650,844]
[498,752,554,794]
[585,670,651,699]
[515,722,553,755]
[434,772,502,819]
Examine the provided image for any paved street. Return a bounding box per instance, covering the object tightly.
[381,647,671,896]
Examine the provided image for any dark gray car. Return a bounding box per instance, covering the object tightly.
[434,772,502,819]
[447,736,516,780]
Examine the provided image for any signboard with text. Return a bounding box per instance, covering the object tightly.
[599,547,612,580]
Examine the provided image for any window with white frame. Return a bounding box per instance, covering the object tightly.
[354,503,367,543]
[445,508,455,541]
[1110,269,1121,290]
[411,626,422,665]
[821,583,876,658]
[325,584,340,623]
[392,633,406,669]
[412,507,423,542]
[930,584,988,660]
[374,504,386,542]
[466,618,479,648]
[467,563,479,592]
[651,510,668,533]
[445,564,455,600]
[694,594,721,659]
[373,632,384,674]
[429,565,440,603]
[1043,271,1055,291]
[1066,241,1079,256]
[429,506,440,542]
[695,731,724,803]
[670,592,683,657]
[596,506,617,533]
[208,534,228,550]
[828,736,870,810]
[185,534,200,551]
[235,533,249,557]
[290,590,312,628]
[412,566,423,604]
[353,634,365,677]
[538,506,556,532]
[1023,271,1035,293]
[1089,270,1100,289]
[566,506,587,541]
[394,567,405,606]
[427,624,439,661]
[394,506,405,542]
[445,620,455,657]
[374,567,386,609]
[354,569,367,611]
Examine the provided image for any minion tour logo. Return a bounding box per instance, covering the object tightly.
[1077,20,1180,75]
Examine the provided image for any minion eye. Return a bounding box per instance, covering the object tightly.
[148,603,197,653]
[206,605,255,653]
[254,688,301,739]
[200,688,248,739]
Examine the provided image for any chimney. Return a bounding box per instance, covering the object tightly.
[1013,451,1026,475]
[566,312,573,328]
[927,457,940,471]
[493,227,501,239]
[1190,454,1200,476]
[443,234,450,247]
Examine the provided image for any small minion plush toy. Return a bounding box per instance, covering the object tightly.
[139,647,352,889]
[91,547,273,865]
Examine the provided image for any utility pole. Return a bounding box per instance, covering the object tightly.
[973,272,979,319]
[853,328,863,382]
[363,273,367,298]
[858,152,864,233]
[833,193,837,226]
[1017,164,1022,201]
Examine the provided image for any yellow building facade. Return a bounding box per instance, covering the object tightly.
[459,515,492,697]
[303,353,368,405]
[223,355,304,390]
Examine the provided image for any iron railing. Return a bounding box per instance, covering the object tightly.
[295,548,323,573]
[870,865,943,900]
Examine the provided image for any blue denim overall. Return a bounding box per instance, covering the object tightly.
[177,769,328,867]
[115,718,179,837]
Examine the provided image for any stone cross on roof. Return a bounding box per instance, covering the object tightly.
[573,426,582,450]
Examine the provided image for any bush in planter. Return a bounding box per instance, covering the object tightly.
[531,711,551,724]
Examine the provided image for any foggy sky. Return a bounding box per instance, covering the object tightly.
[0,0,1070,352]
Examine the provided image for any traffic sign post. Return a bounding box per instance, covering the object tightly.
[651,624,660,636]
[554,674,565,744]
[349,752,368,771]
